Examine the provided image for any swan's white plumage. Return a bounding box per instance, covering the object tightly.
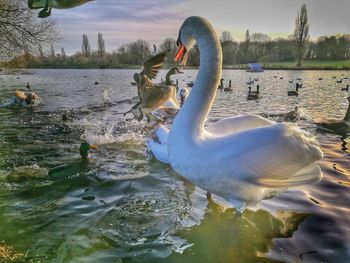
[146,125,169,164]
[147,16,323,209]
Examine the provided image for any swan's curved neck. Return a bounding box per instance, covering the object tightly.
[171,23,222,139]
[344,101,350,121]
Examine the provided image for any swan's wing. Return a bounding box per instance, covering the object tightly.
[206,114,274,137]
[205,123,323,187]
[145,125,169,164]
[141,52,167,80]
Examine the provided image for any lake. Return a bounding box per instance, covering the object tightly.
[0,69,349,262]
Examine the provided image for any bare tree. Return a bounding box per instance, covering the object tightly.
[97,32,105,57]
[251,33,271,43]
[220,31,233,44]
[294,4,310,67]
[81,34,91,57]
[0,0,58,60]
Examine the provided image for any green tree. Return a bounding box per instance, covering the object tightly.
[97,32,105,57]
[294,4,310,66]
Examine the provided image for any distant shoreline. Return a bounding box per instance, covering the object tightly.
[1,60,350,72]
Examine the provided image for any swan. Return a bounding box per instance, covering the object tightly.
[148,16,323,210]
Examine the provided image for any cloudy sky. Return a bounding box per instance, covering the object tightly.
[44,0,350,54]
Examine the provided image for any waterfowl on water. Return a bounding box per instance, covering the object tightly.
[224,80,233,92]
[179,87,189,107]
[284,106,299,122]
[80,141,98,158]
[341,85,349,91]
[337,79,343,84]
[218,78,224,89]
[129,53,182,122]
[288,83,299,96]
[147,16,323,210]
[48,141,98,177]
[318,96,350,135]
[247,85,259,100]
[28,0,94,18]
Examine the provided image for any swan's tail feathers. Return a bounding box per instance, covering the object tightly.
[258,164,322,188]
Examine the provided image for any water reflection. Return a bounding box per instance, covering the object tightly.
[163,201,309,263]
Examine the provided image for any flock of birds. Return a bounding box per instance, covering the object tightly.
[2,14,349,212]
[120,16,333,211]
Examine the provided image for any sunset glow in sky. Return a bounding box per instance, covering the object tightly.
[49,0,350,54]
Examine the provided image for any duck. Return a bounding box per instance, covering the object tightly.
[247,85,259,100]
[287,83,299,96]
[28,0,94,18]
[48,141,98,178]
[337,79,343,84]
[147,16,323,210]
[223,80,233,92]
[318,77,323,81]
[318,96,350,135]
[341,85,349,91]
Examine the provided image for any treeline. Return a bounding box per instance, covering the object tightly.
[3,31,350,69]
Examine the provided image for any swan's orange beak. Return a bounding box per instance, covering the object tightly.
[174,44,188,66]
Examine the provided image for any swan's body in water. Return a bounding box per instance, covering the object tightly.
[147,16,323,211]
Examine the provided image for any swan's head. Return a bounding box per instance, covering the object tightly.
[174,17,204,65]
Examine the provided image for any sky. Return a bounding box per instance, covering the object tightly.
[44,0,350,54]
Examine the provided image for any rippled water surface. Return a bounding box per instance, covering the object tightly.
[0,69,349,262]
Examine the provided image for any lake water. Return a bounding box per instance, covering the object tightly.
[0,69,349,262]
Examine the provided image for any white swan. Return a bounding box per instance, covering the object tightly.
[147,16,323,210]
